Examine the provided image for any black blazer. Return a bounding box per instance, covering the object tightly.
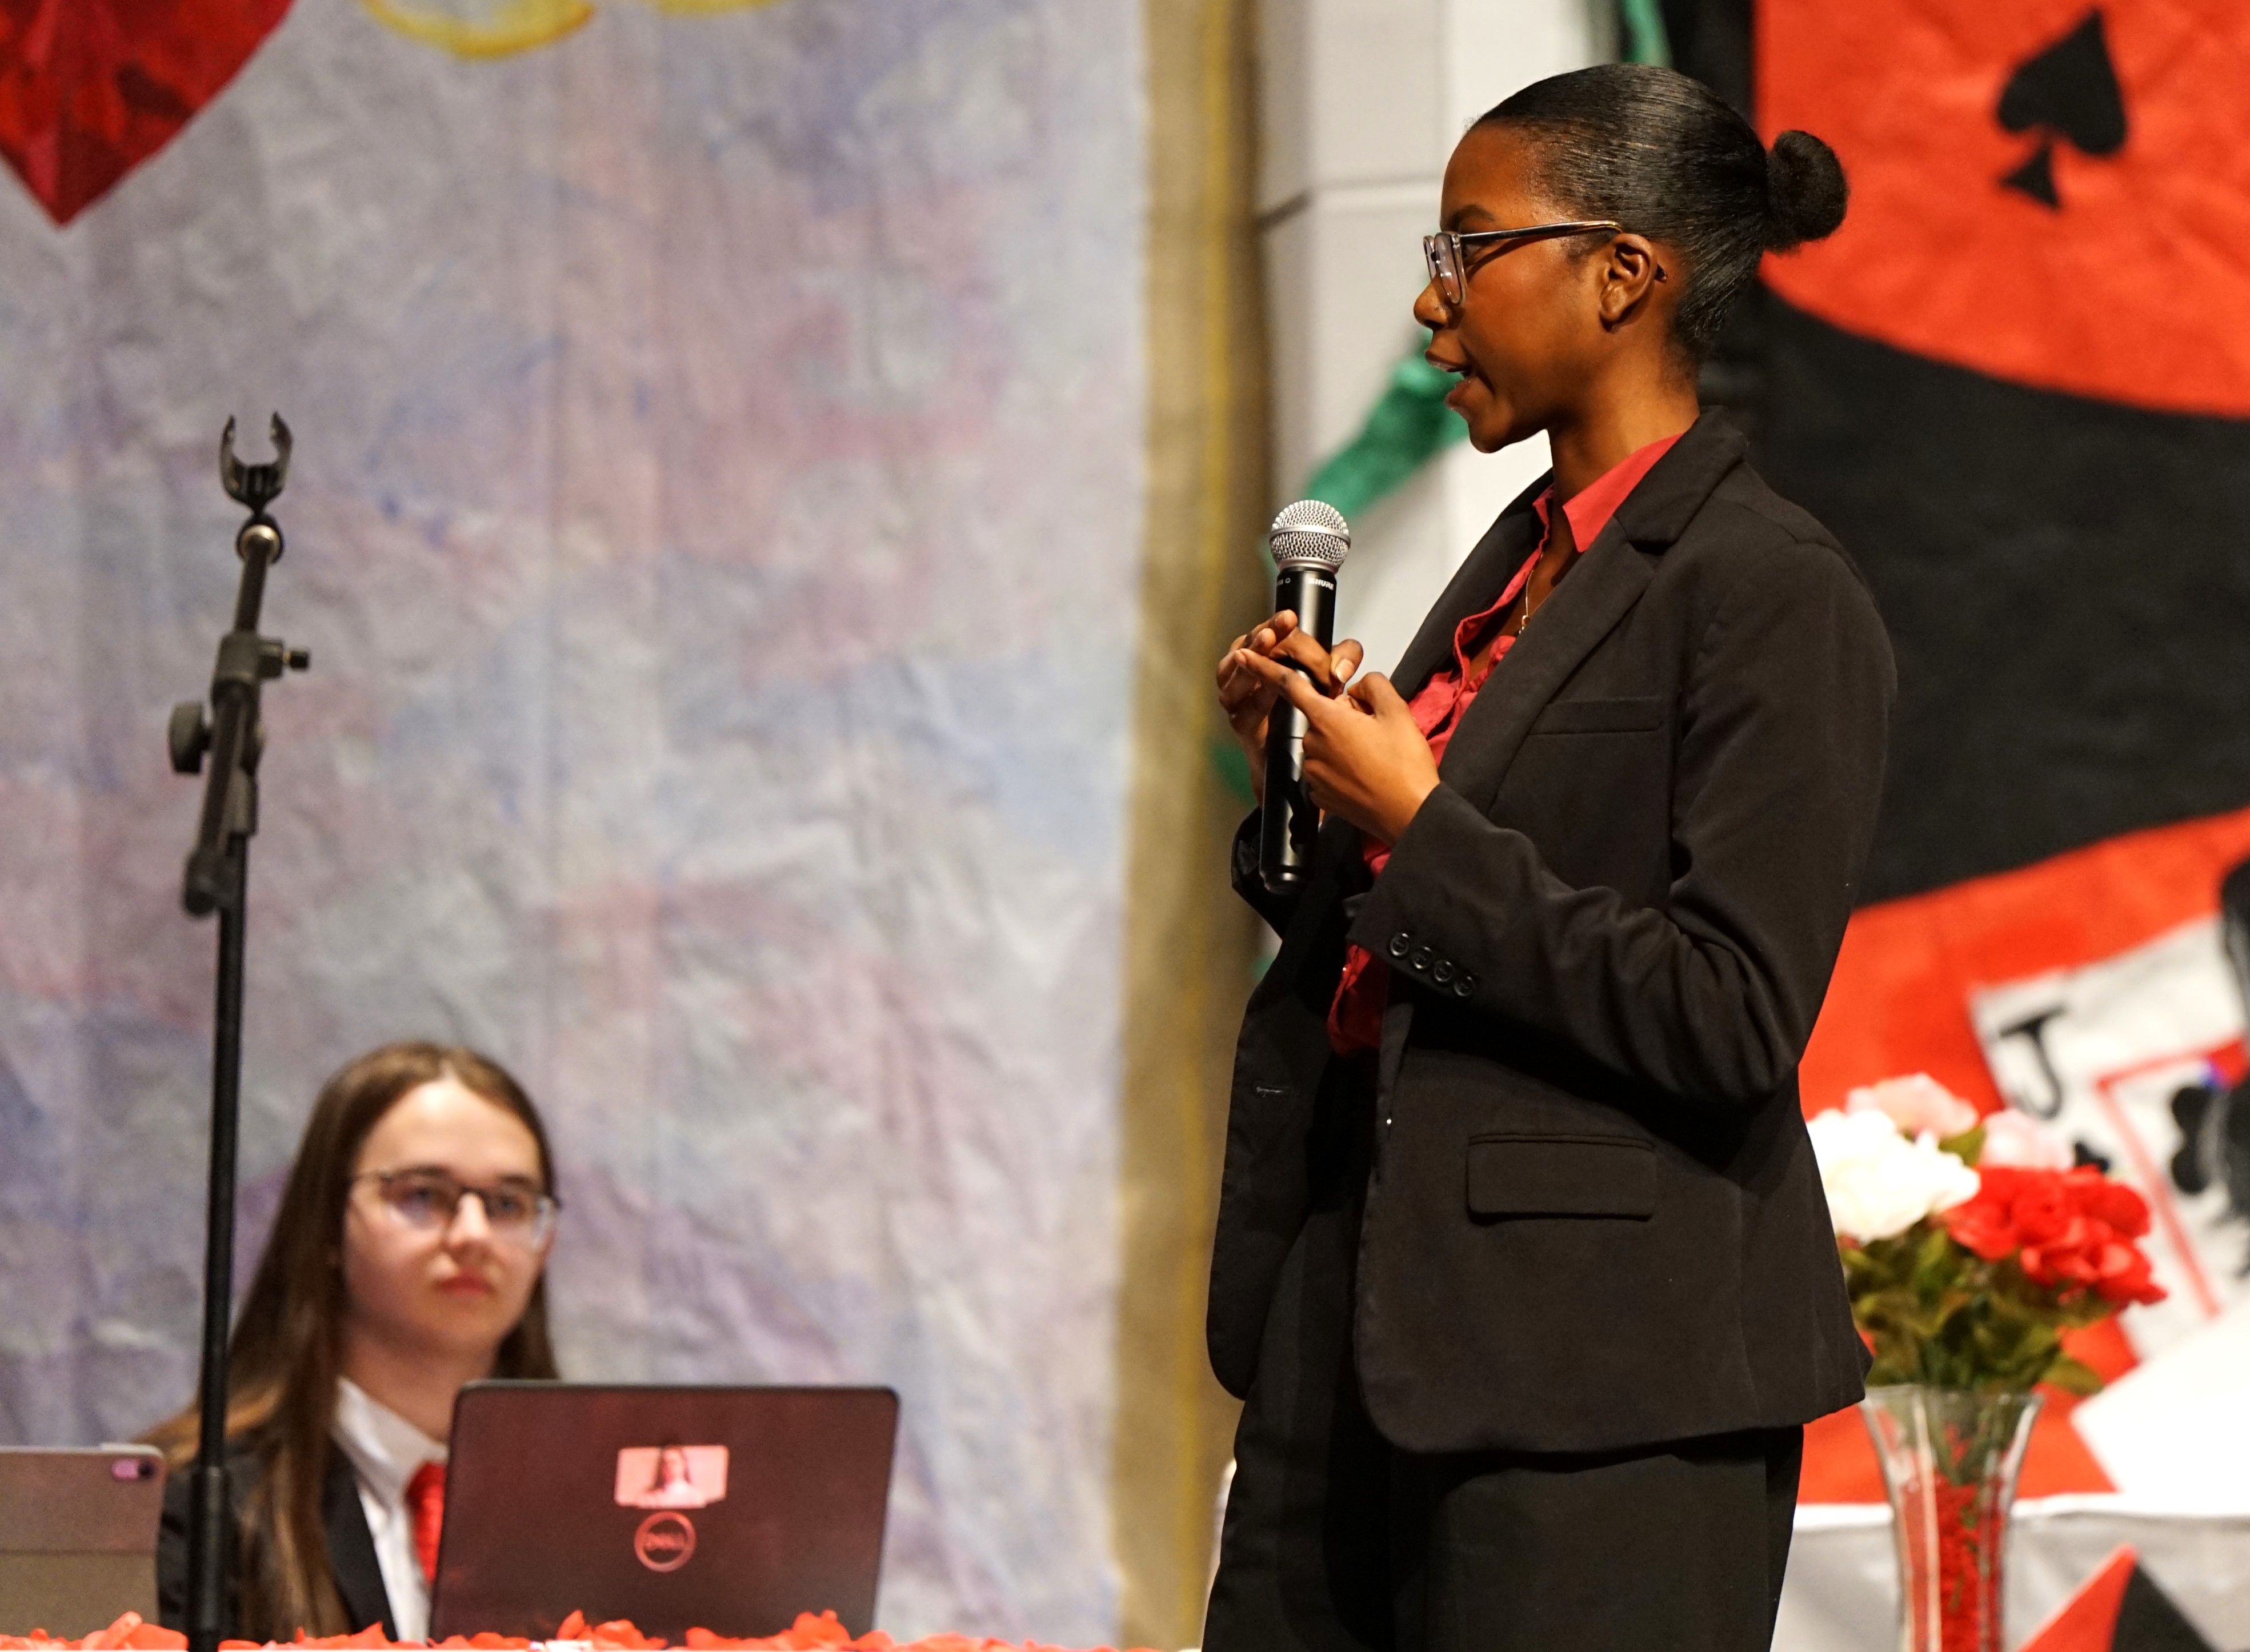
[157,1442,397,1641]
[1208,413,1893,1455]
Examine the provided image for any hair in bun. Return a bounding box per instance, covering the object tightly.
[1477,65,1852,360]
[1765,129,1849,251]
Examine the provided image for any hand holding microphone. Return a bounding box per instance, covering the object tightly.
[1218,502,1442,879]
[1217,612,1364,787]
[1214,502,1359,892]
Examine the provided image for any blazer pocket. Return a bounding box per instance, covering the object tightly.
[1466,1133,1656,1219]
[1528,695,1663,735]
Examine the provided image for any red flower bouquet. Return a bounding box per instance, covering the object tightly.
[1811,1079,2165,1392]
[1812,1077,2169,1652]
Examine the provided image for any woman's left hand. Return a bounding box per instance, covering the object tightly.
[1228,650,1442,846]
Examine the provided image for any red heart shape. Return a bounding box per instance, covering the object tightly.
[0,0,294,226]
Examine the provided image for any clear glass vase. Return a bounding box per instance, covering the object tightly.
[1860,1385,2044,1652]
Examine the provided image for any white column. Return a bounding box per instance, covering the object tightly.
[1258,0,1614,675]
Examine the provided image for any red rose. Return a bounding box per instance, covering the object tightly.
[2026,1228,2160,1305]
[2009,1170,2166,1305]
[2094,1242,2164,1306]
[1943,1166,2067,1258]
[1944,1171,2024,1260]
[2020,1237,2092,1289]
[2072,1171,2152,1238]
[1940,1164,2167,1308]
[1945,1198,2016,1260]
[2008,1172,2077,1246]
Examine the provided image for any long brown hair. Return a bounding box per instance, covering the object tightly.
[147,1042,561,1638]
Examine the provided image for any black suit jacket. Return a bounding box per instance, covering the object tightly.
[157,1442,396,1641]
[1208,413,1892,1454]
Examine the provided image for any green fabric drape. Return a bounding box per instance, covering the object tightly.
[1619,0,1674,66]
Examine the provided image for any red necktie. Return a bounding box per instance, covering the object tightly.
[405,1460,447,1582]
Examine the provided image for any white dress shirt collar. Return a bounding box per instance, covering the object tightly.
[331,1376,448,1499]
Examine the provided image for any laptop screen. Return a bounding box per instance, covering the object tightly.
[432,1384,898,1640]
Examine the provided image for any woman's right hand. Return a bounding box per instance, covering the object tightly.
[1216,611,1366,805]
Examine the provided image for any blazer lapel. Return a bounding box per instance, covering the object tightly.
[1388,473,1551,697]
[1435,527,1655,810]
[322,1445,398,1637]
[1434,413,1752,813]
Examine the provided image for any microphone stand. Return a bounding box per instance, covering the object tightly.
[169,416,310,1652]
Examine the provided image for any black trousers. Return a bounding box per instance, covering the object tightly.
[1204,1064,1803,1652]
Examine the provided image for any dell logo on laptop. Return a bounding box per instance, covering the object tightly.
[633,1511,698,1573]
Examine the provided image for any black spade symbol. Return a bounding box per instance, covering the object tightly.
[1997,9,2128,208]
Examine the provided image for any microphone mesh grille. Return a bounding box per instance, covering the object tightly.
[1268,499,1351,571]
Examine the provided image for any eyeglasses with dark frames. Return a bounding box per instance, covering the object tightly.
[1422,220,1626,308]
[353,1167,559,1247]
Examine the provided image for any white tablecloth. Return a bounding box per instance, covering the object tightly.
[1778,1498,2250,1651]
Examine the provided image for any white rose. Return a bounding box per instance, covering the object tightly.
[1808,1106,1982,1242]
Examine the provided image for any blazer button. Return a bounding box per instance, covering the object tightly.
[1411,948,1436,974]
[1432,959,1454,984]
[1452,975,1476,999]
[1387,933,1411,960]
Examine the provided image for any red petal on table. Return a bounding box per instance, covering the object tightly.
[0,0,293,224]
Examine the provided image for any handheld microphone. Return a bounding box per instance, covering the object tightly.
[1259,499,1351,893]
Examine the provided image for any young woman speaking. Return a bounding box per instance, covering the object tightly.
[1206,65,1891,1652]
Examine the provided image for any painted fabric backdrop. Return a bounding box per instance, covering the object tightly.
[0,1,1148,1642]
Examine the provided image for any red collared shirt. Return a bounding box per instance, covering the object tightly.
[1327,432,1683,1055]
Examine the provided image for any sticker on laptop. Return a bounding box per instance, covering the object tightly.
[614,1444,728,1510]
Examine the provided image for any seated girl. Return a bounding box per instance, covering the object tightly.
[150,1042,561,1642]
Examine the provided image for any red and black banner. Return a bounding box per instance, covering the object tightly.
[1757,0,2250,901]
[1663,0,2250,1494]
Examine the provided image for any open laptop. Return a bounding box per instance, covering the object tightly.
[431,1384,899,1641]
[0,1446,166,1637]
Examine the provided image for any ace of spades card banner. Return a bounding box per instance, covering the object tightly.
[1677,0,2250,1486]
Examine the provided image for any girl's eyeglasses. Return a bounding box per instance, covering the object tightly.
[1422,221,1624,308]
[354,1167,559,1247]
